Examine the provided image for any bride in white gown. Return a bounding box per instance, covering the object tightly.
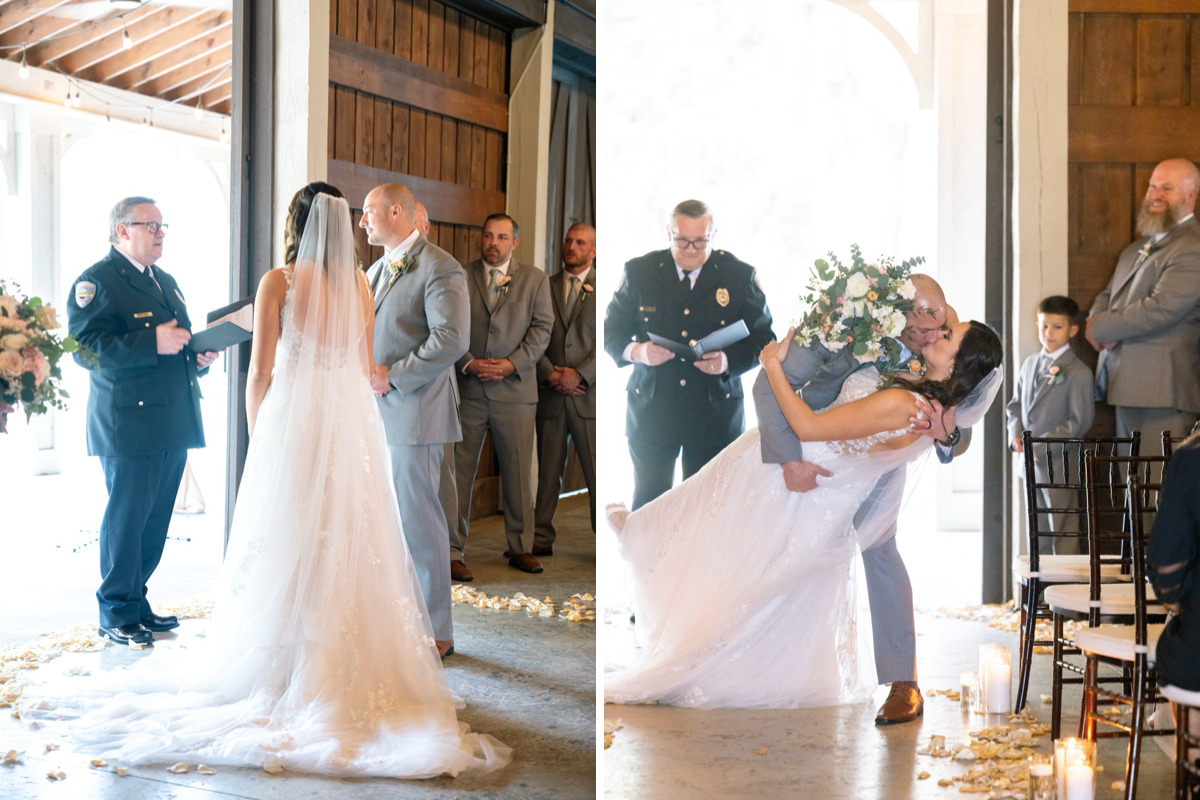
[19,186,510,778]
[604,320,1003,710]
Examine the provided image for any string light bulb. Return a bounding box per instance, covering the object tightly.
[64,89,72,108]
[194,98,203,120]
[121,19,133,49]
[219,121,228,144]
[18,48,29,79]
[72,90,82,108]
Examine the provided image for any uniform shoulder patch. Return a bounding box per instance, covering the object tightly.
[75,280,97,308]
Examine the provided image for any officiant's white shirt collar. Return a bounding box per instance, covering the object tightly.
[675,263,701,284]
[116,248,150,273]
[384,228,420,259]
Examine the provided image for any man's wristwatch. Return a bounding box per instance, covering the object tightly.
[936,426,962,448]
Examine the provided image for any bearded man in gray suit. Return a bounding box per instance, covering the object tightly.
[533,223,598,553]
[361,182,468,660]
[448,213,554,576]
[1087,157,1200,440]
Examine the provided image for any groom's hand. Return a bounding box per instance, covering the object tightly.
[781,458,833,493]
[912,397,956,441]
[370,364,392,395]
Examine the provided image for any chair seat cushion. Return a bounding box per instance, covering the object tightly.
[1160,684,1200,706]
[1044,582,1163,616]
[1014,554,1133,584]
[1071,623,1167,663]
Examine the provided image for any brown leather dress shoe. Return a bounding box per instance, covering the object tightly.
[531,544,553,557]
[450,560,474,582]
[508,552,543,573]
[875,683,924,725]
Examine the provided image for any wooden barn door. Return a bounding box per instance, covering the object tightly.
[1068,0,1200,433]
[327,0,511,519]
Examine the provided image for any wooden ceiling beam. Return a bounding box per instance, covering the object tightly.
[0,0,75,39]
[144,49,232,100]
[117,30,232,93]
[62,9,229,79]
[24,5,202,69]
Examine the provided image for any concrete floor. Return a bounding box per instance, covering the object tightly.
[602,608,1176,799]
[0,471,597,800]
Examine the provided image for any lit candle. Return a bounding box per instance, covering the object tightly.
[1065,764,1094,800]
[985,661,1011,713]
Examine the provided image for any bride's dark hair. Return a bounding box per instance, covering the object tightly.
[891,320,1003,410]
[284,181,345,265]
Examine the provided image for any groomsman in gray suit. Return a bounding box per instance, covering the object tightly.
[1087,157,1200,440]
[448,214,554,576]
[361,182,468,659]
[533,223,598,554]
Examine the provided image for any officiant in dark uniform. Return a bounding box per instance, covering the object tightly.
[604,199,774,509]
[67,196,217,647]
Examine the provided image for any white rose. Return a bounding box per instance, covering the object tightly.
[0,333,27,350]
[844,272,871,299]
[884,310,906,337]
[843,298,866,318]
[898,278,916,300]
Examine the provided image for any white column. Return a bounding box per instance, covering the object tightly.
[508,2,555,271]
[273,0,330,266]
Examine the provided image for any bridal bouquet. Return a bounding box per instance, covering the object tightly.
[794,244,925,375]
[0,279,88,433]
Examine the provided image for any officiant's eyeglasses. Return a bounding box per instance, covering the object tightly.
[671,236,711,250]
[125,221,169,235]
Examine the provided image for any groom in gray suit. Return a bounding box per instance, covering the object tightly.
[1087,157,1200,440]
[752,274,962,725]
[448,214,554,575]
[361,182,468,659]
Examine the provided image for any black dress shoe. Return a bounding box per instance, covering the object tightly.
[140,613,179,632]
[98,624,154,646]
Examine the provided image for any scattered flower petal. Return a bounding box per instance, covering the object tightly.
[167,762,189,774]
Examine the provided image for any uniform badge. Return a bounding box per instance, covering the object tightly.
[75,281,96,308]
[716,288,730,307]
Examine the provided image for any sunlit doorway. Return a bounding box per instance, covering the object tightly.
[597,0,989,612]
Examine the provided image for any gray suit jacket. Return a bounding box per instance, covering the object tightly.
[1005,348,1095,452]
[1090,217,1200,413]
[536,267,596,419]
[752,340,871,464]
[456,258,553,404]
[369,235,469,445]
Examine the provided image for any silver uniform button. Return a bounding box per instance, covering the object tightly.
[138,401,144,406]
[679,379,687,387]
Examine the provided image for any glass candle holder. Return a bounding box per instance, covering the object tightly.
[960,671,978,712]
[1054,738,1096,800]
[1026,754,1054,800]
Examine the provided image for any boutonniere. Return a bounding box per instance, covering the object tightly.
[386,252,413,285]
[905,357,925,376]
[496,274,512,292]
[581,283,594,293]
[1044,364,1064,385]
[1139,239,1162,260]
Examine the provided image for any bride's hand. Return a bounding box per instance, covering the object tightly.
[758,327,795,367]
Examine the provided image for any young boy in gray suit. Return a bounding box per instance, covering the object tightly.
[1006,295,1095,554]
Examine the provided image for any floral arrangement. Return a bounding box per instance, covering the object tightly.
[0,279,87,433]
[793,244,926,376]
[386,251,413,285]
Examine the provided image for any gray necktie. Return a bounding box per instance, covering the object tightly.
[566,275,581,312]
[487,268,501,312]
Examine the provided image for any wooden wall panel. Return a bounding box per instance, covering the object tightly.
[1068,3,1200,436]
[328,0,515,519]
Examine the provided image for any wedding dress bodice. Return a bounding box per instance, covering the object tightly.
[812,365,914,457]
